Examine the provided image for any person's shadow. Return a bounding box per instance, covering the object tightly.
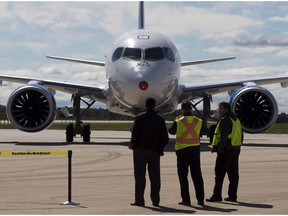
[223,201,273,209]
[145,204,238,214]
[144,205,196,214]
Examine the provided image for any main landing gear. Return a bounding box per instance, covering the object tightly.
[63,95,95,143]
[190,96,216,144]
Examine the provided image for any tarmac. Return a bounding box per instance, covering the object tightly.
[0,129,287,214]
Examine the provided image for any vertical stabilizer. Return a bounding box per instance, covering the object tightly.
[138,1,145,29]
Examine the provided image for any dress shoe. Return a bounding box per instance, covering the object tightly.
[178,201,191,206]
[197,201,205,206]
[130,202,145,207]
[224,197,237,202]
[206,196,223,202]
[152,203,159,207]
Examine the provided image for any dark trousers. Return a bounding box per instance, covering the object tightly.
[176,146,205,203]
[133,148,161,205]
[213,149,240,200]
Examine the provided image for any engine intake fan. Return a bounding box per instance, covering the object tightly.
[230,86,278,133]
[6,84,57,132]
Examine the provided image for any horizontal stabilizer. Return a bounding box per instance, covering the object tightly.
[181,57,235,66]
[46,55,105,67]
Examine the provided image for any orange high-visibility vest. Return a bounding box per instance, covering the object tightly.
[175,116,202,150]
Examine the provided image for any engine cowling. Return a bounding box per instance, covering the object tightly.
[230,86,278,133]
[6,84,57,132]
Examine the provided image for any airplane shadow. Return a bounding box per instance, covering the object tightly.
[1,137,210,154]
[3,137,287,152]
[243,143,288,148]
[10,141,131,147]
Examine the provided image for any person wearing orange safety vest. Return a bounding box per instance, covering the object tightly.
[206,101,243,203]
[169,101,205,207]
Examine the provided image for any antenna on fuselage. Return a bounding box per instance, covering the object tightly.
[138,1,145,29]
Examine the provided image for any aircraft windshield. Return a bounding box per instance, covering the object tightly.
[123,48,142,61]
[119,47,175,62]
[163,47,175,62]
[145,47,164,61]
[112,47,124,62]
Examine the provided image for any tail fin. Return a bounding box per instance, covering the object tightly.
[138,1,145,29]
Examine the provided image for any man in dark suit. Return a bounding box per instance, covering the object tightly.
[130,97,169,207]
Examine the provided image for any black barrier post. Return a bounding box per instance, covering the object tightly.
[62,150,80,205]
[68,150,72,202]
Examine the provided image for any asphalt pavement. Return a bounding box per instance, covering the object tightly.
[0,129,287,214]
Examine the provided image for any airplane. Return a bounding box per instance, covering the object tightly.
[0,1,288,142]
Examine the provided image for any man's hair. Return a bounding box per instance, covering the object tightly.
[218,101,231,111]
[145,97,156,110]
[181,101,192,111]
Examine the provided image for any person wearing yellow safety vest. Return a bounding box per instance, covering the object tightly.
[206,101,243,203]
[169,101,205,207]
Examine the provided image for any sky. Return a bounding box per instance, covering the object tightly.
[0,1,288,113]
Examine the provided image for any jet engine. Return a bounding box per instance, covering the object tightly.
[6,84,57,132]
[230,86,278,133]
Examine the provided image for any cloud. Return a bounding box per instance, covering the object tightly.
[206,45,282,55]
[202,31,288,60]
[145,3,262,37]
[17,41,50,52]
[268,15,288,23]
[36,63,106,84]
[180,65,288,86]
[230,33,288,47]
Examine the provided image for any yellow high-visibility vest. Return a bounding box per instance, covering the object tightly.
[212,116,242,147]
[175,116,202,151]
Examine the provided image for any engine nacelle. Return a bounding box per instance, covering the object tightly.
[6,84,57,132]
[230,86,278,133]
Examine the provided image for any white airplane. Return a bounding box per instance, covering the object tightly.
[0,2,288,142]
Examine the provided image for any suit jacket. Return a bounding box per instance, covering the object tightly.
[130,110,169,154]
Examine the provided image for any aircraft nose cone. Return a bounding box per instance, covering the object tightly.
[139,81,149,91]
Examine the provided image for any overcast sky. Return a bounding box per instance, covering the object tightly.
[0,1,288,113]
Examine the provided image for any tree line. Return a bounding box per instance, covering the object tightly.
[1,105,288,123]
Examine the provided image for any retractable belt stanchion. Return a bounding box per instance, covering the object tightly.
[0,150,80,206]
[62,150,80,205]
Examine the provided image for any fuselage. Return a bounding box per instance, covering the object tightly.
[105,30,181,116]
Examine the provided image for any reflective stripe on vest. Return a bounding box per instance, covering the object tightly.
[212,116,242,147]
[175,116,202,150]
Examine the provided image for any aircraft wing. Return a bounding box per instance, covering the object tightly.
[0,75,107,102]
[181,57,235,66]
[46,55,105,67]
[178,76,288,102]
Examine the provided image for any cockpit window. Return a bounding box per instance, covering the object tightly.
[163,47,175,62]
[112,47,124,62]
[123,48,142,61]
[120,47,174,62]
[145,47,164,61]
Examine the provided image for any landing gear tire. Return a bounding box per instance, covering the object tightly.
[82,124,91,143]
[209,124,217,144]
[66,123,74,143]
